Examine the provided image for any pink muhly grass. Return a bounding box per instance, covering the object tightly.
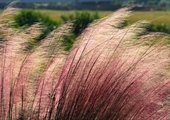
[1,5,170,120]
[53,10,170,119]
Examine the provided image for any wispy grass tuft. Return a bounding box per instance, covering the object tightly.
[0,5,170,120]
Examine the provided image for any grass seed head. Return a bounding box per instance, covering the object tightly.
[0,6,170,120]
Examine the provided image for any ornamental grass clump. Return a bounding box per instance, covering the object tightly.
[0,4,170,120]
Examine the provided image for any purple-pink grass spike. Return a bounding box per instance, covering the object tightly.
[1,5,170,120]
[53,8,170,120]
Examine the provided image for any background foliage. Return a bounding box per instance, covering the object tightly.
[14,9,59,41]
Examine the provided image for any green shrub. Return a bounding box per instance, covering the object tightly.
[62,32,76,51]
[61,11,99,36]
[14,9,59,41]
[60,11,99,51]
[146,23,170,34]
[14,10,99,51]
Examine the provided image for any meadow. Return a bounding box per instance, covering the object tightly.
[36,9,170,25]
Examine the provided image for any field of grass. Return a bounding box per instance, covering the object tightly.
[36,9,170,25]
[0,8,170,26]
[2,7,170,119]
[36,9,111,21]
[128,11,170,25]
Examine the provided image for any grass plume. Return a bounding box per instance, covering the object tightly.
[0,5,170,120]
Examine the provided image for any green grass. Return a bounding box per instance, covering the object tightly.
[1,8,170,26]
[36,9,170,26]
[128,11,170,25]
[1,8,169,30]
[35,10,75,21]
[36,9,111,21]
